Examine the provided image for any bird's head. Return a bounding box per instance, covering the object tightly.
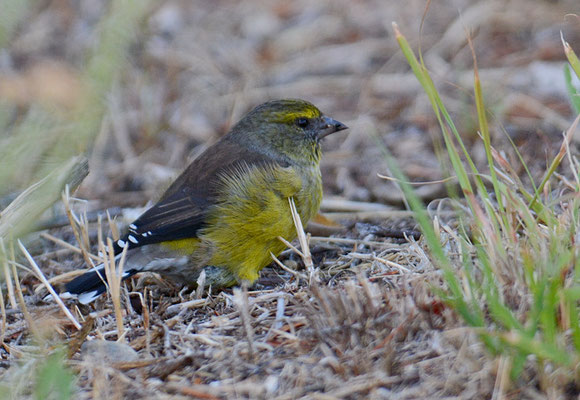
[231,99,348,165]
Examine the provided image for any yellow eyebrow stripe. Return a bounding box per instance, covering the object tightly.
[269,109,321,124]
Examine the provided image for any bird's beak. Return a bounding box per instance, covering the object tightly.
[318,116,348,140]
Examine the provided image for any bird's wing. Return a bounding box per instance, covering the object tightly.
[113,138,290,253]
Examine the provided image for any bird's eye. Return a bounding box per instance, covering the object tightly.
[296,117,309,128]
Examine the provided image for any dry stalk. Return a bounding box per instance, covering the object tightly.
[142,290,150,353]
[233,284,255,359]
[165,383,221,400]
[106,209,120,241]
[11,256,41,339]
[491,355,511,400]
[0,238,17,309]
[288,197,318,284]
[321,197,392,212]
[195,268,206,299]
[347,252,412,273]
[322,209,438,222]
[102,237,127,341]
[17,240,81,330]
[165,298,207,316]
[274,296,285,330]
[288,197,312,267]
[277,236,305,258]
[79,213,92,259]
[0,276,5,340]
[97,213,104,258]
[309,236,390,248]
[39,232,102,263]
[33,270,87,295]
[62,187,95,270]
[562,131,580,188]
[270,251,307,281]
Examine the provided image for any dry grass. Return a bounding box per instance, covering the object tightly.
[1,0,580,399]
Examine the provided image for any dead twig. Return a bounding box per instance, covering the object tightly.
[18,240,81,330]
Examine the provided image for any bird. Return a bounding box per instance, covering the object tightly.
[61,99,347,304]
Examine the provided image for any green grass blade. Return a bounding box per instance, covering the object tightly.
[564,65,580,114]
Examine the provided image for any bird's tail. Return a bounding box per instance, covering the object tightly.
[60,265,137,304]
[54,244,189,304]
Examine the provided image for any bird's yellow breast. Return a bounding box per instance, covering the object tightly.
[164,162,322,283]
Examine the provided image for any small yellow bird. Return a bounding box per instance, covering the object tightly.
[63,99,347,303]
